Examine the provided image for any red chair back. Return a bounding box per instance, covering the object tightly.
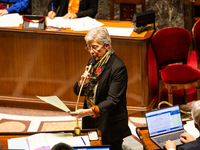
[193,19,200,61]
[151,27,191,69]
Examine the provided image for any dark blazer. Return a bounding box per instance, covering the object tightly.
[178,136,200,150]
[48,0,98,18]
[74,53,131,144]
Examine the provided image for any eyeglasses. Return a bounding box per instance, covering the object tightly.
[85,45,104,52]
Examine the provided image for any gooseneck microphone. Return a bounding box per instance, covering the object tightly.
[87,58,96,72]
[74,58,96,136]
[80,57,96,88]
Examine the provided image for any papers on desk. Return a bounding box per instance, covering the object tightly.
[105,27,133,37]
[47,17,134,36]
[184,120,200,139]
[0,14,137,37]
[46,16,104,31]
[70,17,103,31]
[0,13,23,27]
[46,17,70,29]
[8,137,30,150]
[8,132,90,150]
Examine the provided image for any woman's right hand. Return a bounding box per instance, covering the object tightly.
[0,9,8,16]
[80,66,91,86]
[48,11,56,19]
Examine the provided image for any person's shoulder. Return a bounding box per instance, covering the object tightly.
[111,53,126,66]
[109,53,127,75]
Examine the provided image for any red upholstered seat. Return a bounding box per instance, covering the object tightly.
[161,64,200,84]
[151,27,200,105]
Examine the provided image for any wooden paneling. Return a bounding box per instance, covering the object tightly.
[0,20,157,115]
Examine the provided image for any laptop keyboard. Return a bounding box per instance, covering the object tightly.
[154,131,184,143]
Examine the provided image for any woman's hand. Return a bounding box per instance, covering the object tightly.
[0,10,8,16]
[79,66,91,86]
[69,109,94,118]
[48,11,56,19]
[63,13,77,19]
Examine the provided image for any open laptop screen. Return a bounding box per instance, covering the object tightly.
[145,105,183,137]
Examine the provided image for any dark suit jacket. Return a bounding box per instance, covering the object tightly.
[48,0,98,18]
[178,136,200,150]
[74,53,131,144]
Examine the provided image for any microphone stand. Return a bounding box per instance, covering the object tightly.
[74,64,93,136]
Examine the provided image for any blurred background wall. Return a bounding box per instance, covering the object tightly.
[31,0,193,32]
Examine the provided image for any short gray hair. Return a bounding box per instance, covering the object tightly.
[84,27,111,47]
[191,101,200,128]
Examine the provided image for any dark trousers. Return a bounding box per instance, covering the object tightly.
[109,139,123,150]
[82,116,123,150]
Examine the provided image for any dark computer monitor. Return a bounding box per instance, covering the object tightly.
[132,10,155,34]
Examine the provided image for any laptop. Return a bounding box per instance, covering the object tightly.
[73,145,110,150]
[145,105,185,149]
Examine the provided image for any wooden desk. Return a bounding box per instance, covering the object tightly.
[136,126,160,150]
[0,129,102,149]
[0,20,157,115]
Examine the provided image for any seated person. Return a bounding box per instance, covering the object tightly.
[51,143,74,150]
[163,101,200,150]
[48,0,98,19]
[0,0,30,16]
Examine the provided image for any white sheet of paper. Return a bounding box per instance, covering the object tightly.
[8,137,29,150]
[29,22,39,28]
[0,13,23,27]
[184,120,200,139]
[36,96,70,112]
[46,17,70,29]
[70,17,104,31]
[105,27,133,37]
[47,16,103,31]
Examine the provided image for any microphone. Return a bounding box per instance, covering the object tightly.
[87,57,96,73]
[82,58,96,84]
[74,58,96,136]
